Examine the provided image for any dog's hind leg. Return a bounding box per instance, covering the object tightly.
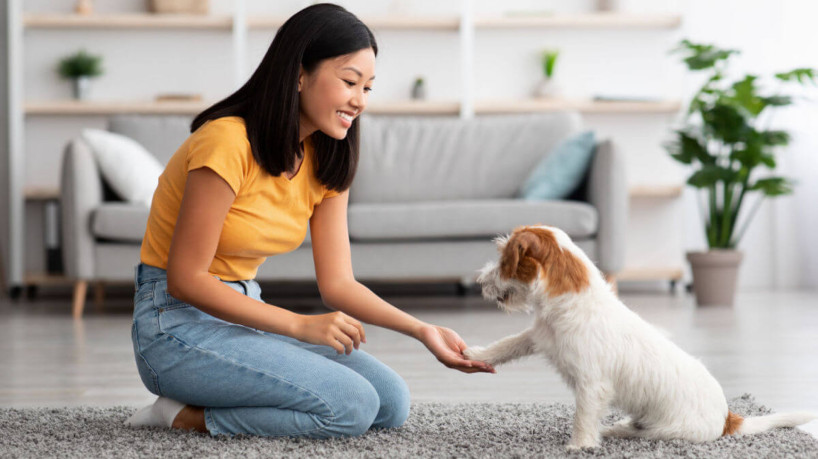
[602,418,642,438]
[566,384,613,450]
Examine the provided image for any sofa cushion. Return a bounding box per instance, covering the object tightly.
[91,203,150,242]
[352,113,582,204]
[348,199,597,241]
[109,115,192,165]
[520,130,597,200]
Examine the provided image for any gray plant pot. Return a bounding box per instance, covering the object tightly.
[72,76,90,100]
[686,250,743,306]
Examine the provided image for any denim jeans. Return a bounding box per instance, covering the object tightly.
[131,263,410,437]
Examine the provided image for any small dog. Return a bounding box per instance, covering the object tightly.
[465,225,815,450]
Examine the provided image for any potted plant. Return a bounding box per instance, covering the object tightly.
[534,49,560,98]
[668,39,816,306]
[58,49,103,100]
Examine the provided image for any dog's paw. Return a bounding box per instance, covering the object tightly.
[565,442,598,452]
[463,346,486,361]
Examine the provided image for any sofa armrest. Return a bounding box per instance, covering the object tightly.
[60,138,103,279]
[586,140,627,274]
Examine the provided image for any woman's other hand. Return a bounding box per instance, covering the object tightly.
[415,324,495,374]
[292,311,366,355]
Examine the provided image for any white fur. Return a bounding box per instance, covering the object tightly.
[466,225,816,450]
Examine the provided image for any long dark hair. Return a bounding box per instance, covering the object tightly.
[191,3,377,191]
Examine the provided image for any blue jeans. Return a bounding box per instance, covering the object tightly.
[131,263,410,438]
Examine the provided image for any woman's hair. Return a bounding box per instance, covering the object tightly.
[191,3,377,191]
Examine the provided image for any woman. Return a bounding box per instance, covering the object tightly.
[126,3,493,438]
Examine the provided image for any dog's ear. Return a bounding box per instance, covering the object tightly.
[501,226,590,295]
[499,229,546,283]
[525,227,590,296]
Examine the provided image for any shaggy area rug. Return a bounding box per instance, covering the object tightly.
[1,394,815,458]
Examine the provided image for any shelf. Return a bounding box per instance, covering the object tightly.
[23,13,233,29]
[25,100,211,115]
[618,267,684,282]
[367,101,461,115]
[25,99,681,116]
[24,187,60,201]
[475,99,681,114]
[248,16,461,31]
[629,185,684,198]
[476,13,682,29]
[23,12,679,31]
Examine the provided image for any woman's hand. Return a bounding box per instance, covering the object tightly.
[292,312,366,355]
[415,323,495,374]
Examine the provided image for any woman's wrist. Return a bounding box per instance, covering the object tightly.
[409,320,433,341]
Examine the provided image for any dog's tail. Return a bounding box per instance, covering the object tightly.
[723,410,817,436]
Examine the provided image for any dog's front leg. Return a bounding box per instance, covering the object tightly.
[463,328,536,366]
[566,384,611,450]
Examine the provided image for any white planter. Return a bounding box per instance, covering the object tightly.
[533,78,561,98]
[72,77,91,100]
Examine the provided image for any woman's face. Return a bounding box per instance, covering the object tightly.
[299,48,376,141]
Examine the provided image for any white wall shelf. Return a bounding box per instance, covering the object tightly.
[618,267,684,282]
[23,13,233,29]
[475,13,681,29]
[24,99,681,116]
[629,185,684,199]
[248,15,461,31]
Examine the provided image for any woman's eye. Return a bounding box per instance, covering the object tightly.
[364,87,373,93]
[343,80,356,86]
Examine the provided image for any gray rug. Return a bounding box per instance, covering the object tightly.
[1,394,816,458]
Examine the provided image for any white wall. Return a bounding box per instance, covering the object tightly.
[17,0,817,289]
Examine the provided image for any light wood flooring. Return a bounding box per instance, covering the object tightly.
[1,286,817,437]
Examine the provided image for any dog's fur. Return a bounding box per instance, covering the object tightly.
[465,225,816,450]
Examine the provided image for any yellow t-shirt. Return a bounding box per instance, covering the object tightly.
[140,116,340,281]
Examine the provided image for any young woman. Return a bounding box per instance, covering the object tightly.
[126,4,493,438]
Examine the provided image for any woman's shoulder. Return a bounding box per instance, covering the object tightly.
[190,116,250,149]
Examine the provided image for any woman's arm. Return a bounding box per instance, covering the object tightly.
[310,190,494,373]
[165,167,364,355]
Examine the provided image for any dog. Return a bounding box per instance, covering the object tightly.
[464,224,816,450]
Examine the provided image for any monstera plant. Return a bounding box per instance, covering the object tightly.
[668,39,816,305]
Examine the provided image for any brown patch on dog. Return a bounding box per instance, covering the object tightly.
[499,226,590,296]
[722,411,744,436]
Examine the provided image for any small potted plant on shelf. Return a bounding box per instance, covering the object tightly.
[534,49,560,98]
[58,49,103,100]
[667,39,816,306]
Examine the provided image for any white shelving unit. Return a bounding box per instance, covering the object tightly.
[4,2,685,290]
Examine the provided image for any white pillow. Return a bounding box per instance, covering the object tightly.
[81,129,164,206]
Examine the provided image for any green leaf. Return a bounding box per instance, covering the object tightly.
[749,177,794,196]
[672,39,739,71]
[687,165,737,188]
[761,95,792,107]
[760,130,790,147]
[668,131,712,165]
[701,102,750,144]
[775,68,818,85]
[730,75,766,116]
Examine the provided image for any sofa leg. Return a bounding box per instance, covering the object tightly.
[94,282,105,311]
[72,280,88,319]
[604,274,618,295]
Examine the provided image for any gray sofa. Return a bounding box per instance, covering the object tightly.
[61,112,627,317]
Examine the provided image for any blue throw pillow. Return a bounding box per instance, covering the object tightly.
[519,131,596,200]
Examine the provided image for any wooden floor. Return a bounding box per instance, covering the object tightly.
[1,287,817,437]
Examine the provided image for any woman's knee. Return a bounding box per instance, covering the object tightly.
[372,371,411,429]
[321,381,380,437]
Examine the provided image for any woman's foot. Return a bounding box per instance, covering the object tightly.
[124,396,186,428]
[171,405,207,433]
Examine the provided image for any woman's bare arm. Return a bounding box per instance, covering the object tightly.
[165,167,364,354]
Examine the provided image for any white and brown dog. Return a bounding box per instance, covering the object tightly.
[465,225,815,450]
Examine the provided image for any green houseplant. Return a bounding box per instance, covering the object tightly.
[58,49,103,100]
[534,49,560,98]
[668,39,816,305]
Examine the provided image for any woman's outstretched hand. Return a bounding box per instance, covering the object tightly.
[292,311,366,355]
[415,323,495,374]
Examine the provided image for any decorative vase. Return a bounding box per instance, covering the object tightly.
[411,78,426,100]
[72,76,90,100]
[686,250,743,306]
[534,77,560,98]
[75,0,94,15]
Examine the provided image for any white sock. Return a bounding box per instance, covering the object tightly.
[124,396,186,428]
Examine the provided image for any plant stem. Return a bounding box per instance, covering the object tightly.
[731,194,765,246]
[708,184,718,248]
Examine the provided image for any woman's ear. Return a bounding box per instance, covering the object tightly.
[298,66,304,92]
